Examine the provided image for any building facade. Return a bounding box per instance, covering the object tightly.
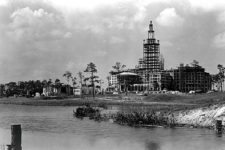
[133,21,171,91]
[108,21,171,92]
[170,64,211,93]
[109,74,118,87]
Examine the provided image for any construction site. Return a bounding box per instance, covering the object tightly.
[108,21,211,93]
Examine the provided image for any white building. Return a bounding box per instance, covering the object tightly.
[110,74,118,86]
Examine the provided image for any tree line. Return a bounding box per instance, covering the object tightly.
[0,62,102,97]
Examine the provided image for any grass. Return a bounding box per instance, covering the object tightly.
[112,111,176,127]
[143,92,225,106]
[1,92,225,112]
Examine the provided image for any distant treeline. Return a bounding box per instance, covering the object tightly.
[0,79,64,97]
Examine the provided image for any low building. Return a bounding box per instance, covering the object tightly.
[117,72,143,92]
[130,70,173,91]
[42,84,62,96]
[108,71,143,92]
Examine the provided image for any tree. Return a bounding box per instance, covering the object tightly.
[54,79,62,95]
[55,79,61,85]
[25,80,35,97]
[72,77,77,88]
[99,79,104,94]
[153,81,159,91]
[191,60,199,67]
[34,80,43,94]
[42,80,48,88]
[111,62,126,92]
[217,64,225,91]
[112,62,126,72]
[78,71,84,97]
[78,71,84,87]
[63,71,72,95]
[83,77,89,86]
[84,62,99,98]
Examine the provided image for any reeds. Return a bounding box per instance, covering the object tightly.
[112,111,176,127]
[74,105,176,127]
[74,106,99,117]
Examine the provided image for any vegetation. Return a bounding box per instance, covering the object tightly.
[112,62,126,72]
[72,77,77,89]
[2,80,49,97]
[84,62,99,98]
[63,71,72,95]
[74,105,100,119]
[212,64,225,92]
[110,62,127,92]
[143,92,225,106]
[113,111,175,127]
[106,76,111,87]
[73,104,176,127]
[78,71,84,86]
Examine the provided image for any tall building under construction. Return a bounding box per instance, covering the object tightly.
[108,20,211,93]
[143,21,161,72]
[134,21,169,91]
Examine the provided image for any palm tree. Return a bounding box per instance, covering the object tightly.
[54,79,62,95]
[63,71,72,95]
[112,62,126,72]
[47,79,53,96]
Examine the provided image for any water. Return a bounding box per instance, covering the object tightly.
[0,104,225,150]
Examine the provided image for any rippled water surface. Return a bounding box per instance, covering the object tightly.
[0,104,225,150]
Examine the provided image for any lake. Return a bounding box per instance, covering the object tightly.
[0,104,225,150]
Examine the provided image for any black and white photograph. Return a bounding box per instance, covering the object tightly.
[0,0,225,149]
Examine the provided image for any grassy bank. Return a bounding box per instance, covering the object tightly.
[143,92,225,105]
[2,93,225,130]
[0,96,193,110]
[1,92,225,111]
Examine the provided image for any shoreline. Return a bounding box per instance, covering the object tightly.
[1,95,225,132]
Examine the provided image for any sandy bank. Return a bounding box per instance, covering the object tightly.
[174,104,225,128]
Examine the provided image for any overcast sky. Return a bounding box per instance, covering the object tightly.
[0,0,225,84]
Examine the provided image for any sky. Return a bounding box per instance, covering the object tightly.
[0,0,225,84]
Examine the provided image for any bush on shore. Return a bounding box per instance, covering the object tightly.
[112,111,176,127]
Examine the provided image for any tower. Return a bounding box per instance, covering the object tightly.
[143,21,161,72]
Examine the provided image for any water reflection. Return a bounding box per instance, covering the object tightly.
[145,141,160,150]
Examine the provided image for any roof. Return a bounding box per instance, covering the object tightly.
[119,72,138,76]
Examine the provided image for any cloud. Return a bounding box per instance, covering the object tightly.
[0,0,7,6]
[110,36,125,44]
[156,8,184,27]
[213,32,225,48]
[217,11,225,24]
[8,7,69,41]
[188,0,225,12]
[1,0,225,83]
[0,3,75,82]
[161,41,173,47]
